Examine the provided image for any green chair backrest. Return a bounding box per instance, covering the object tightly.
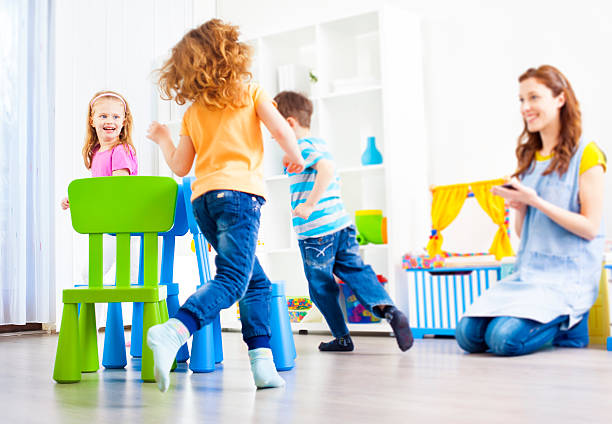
[68,176,178,288]
[68,176,177,234]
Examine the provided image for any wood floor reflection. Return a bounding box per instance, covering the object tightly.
[1,330,611,423]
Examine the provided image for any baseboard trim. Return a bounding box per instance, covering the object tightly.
[0,323,43,333]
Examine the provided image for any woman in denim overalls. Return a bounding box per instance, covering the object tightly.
[456,65,606,356]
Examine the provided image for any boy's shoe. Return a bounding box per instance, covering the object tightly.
[319,335,354,352]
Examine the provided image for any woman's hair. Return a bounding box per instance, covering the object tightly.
[156,19,253,109]
[82,90,135,170]
[513,65,581,177]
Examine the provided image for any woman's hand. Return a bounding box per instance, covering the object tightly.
[60,197,70,210]
[491,177,538,208]
[146,121,172,145]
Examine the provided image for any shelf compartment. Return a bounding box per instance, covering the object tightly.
[318,13,381,96]
[257,26,317,96]
[317,88,384,170]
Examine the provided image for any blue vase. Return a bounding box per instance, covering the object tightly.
[361,136,383,166]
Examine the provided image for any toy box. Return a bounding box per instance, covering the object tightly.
[339,275,387,323]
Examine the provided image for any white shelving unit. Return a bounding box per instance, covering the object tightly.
[156,7,430,334]
[247,8,430,333]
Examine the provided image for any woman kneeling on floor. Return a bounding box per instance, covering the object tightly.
[456,65,606,356]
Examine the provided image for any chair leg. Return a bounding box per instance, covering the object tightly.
[213,314,223,364]
[159,299,177,371]
[78,303,99,373]
[102,302,127,369]
[270,284,296,371]
[159,299,170,322]
[190,322,216,373]
[53,303,81,383]
[130,302,143,358]
[167,294,190,362]
[141,301,161,382]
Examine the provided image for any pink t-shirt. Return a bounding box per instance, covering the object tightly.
[91,144,138,177]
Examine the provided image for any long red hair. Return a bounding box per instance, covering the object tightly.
[513,65,581,177]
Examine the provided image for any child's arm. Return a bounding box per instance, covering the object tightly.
[292,158,335,220]
[112,169,130,176]
[256,100,304,174]
[147,122,195,177]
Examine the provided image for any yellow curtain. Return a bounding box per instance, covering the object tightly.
[426,184,469,257]
[471,179,515,260]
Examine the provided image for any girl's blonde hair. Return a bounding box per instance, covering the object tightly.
[157,19,253,109]
[83,90,135,169]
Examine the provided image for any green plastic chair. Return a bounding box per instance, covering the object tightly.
[53,176,178,383]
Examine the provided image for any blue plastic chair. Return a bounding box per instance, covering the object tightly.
[182,177,223,372]
[126,179,224,373]
[103,184,190,367]
[181,177,296,371]
[128,184,190,362]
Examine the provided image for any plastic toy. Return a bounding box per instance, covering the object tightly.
[338,275,387,323]
[427,178,514,260]
[355,209,387,245]
[361,136,383,166]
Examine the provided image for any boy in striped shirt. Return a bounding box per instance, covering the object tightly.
[273,91,413,352]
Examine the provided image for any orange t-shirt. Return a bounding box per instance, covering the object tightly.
[181,84,270,201]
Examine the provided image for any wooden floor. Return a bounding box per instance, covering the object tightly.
[1,330,612,423]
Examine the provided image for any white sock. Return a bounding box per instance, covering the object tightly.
[146,318,190,392]
[248,348,286,389]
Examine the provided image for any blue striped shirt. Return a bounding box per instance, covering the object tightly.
[288,137,350,239]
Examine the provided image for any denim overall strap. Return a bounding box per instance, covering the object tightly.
[464,139,605,328]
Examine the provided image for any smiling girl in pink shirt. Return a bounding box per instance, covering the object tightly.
[61,90,137,209]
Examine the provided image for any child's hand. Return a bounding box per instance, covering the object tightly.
[60,197,70,210]
[283,155,305,174]
[293,202,315,220]
[491,177,538,207]
[146,121,171,144]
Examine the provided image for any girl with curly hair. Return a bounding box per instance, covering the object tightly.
[146,19,304,392]
[456,65,606,356]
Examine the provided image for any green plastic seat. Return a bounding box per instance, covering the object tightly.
[53,176,178,383]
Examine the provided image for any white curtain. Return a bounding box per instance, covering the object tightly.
[0,0,55,325]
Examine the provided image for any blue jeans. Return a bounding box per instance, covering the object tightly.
[178,190,271,340]
[298,225,394,338]
[455,315,578,356]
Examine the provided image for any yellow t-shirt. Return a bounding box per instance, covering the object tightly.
[535,141,607,175]
[181,84,271,201]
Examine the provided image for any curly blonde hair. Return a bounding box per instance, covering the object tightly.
[82,90,135,170]
[157,19,253,109]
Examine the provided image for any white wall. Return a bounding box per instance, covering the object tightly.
[52,0,612,324]
[53,0,214,327]
[220,0,612,251]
